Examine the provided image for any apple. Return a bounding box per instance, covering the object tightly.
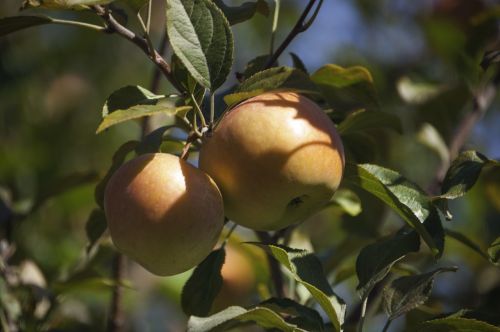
[212,244,257,312]
[199,92,345,231]
[104,153,224,276]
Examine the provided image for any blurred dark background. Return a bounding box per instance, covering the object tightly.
[0,0,499,331]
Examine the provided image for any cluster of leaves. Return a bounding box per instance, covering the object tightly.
[1,0,500,331]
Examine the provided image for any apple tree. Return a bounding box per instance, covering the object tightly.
[0,0,499,331]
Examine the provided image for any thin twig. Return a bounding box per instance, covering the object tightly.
[382,318,392,332]
[51,18,106,31]
[107,254,124,332]
[256,231,285,298]
[264,0,323,69]
[91,5,184,93]
[428,81,497,194]
[141,32,170,137]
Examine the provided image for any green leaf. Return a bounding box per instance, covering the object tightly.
[260,298,324,331]
[214,0,269,25]
[96,86,190,133]
[337,109,402,135]
[187,306,305,332]
[440,150,491,199]
[311,64,379,114]
[21,0,113,10]
[344,163,442,256]
[481,49,500,70]
[135,125,182,155]
[396,77,444,105]
[383,267,457,320]
[94,141,139,209]
[240,54,270,80]
[330,188,362,216]
[32,171,98,213]
[102,85,165,116]
[182,248,226,317]
[121,0,147,12]
[224,66,319,106]
[166,0,234,90]
[356,229,420,298]
[0,16,55,37]
[445,229,491,262]
[85,209,107,253]
[409,317,500,332]
[250,244,345,331]
[290,52,308,74]
[487,237,500,266]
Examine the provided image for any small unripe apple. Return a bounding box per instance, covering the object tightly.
[199,92,345,231]
[104,153,224,276]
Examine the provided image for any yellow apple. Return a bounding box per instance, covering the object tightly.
[104,153,224,276]
[199,92,345,231]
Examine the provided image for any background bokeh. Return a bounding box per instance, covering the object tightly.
[0,0,499,331]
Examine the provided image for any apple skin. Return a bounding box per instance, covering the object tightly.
[199,92,345,231]
[104,153,224,276]
[212,245,256,312]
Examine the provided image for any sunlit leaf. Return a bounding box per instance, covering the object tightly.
[344,163,442,256]
[397,77,444,105]
[187,306,305,332]
[0,16,53,37]
[383,267,457,320]
[417,123,449,164]
[356,229,420,298]
[409,317,500,332]
[331,188,362,216]
[224,66,319,106]
[21,0,113,10]
[166,0,234,90]
[250,244,345,331]
[97,86,190,133]
[214,0,269,25]
[182,248,225,317]
[311,64,378,114]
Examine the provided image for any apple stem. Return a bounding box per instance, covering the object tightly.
[221,223,238,248]
[191,93,208,130]
[209,92,215,127]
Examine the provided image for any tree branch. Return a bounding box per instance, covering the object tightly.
[91,5,184,93]
[107,253,124,332]
[264,0,323,69]
[428,80,497,194]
